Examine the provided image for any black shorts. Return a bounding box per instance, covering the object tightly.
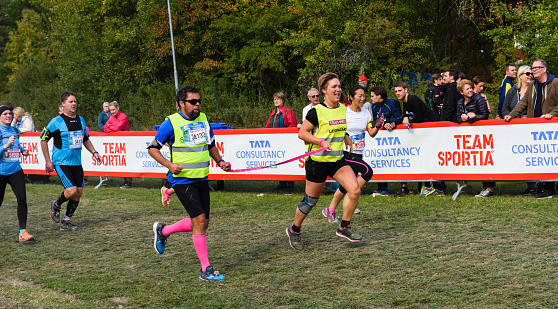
[305,157,348,183]
[55,165,84,189]
[173,181,210,219]
[338,151,373,193]
[342,151,373,182]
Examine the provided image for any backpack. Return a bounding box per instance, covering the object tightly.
[424,85,441,110]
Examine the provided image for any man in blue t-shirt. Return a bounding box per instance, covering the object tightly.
[40,92,102,230]
[149,85,231,282]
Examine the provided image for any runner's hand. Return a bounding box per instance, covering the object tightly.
[168,163,183,175]
[45,162,54,173]
[93,152,102,164]
[21,149,29,156]
[219,161,231,172]
[5,136,15,148]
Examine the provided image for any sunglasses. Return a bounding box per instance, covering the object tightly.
[524,72,533,77]
[182,99,202,105]
[309,95,319,98]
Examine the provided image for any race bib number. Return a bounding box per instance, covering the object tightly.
[350,133,365,150]
[181,122,209,146]
[3,145,20,162]
[68,130,84,149]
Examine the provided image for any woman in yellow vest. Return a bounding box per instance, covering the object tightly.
[286,72,362,250]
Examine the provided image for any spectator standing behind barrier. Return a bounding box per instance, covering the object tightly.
[2,102,13,111]
[394,81,440,198]
[0,106,34,242]
[358,75,369,89]
[441,68,462,123]
[301,88,320,124]
[369,85,403,196]
[456,79,494,197]
[104,101,132,189]
[473,76,491,114]
[502,65,533,117]
[502,65,536,195]
[104,101,129,132]
[12,107,36,133]
[424,73,444,117]
[498,63,517,118]
[97,102,110,131]
[505,59,558,199]
[266,92,297,192]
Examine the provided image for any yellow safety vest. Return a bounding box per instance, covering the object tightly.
[306,103,347,162]
[167,112,211,179]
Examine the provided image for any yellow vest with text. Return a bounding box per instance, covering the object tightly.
[167,112,211,179]
[306,103,347,162]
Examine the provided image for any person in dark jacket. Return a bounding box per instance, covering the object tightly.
[424,73,443,117]
[392,81,439,198]
[441,68,462,123]
[396,81,439,125]
[369,86,403,196]
[502,65,533,117]
[456,79,494,197]
[369,86,403,129]
[473,76,491,114]
[456,80,489,124]
[266,92,298,191]
[97,102,110,131]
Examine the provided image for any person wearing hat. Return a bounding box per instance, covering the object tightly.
[358,75,370,89]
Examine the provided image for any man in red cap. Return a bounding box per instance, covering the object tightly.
[358,75,370,89]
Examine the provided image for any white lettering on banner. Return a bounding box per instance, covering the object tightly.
[19,141,39,165]
[15,120,558,181]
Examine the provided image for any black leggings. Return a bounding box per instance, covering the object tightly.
[338,152,373,194]
[0,169,28,229]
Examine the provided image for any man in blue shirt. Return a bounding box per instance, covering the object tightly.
[40,92,102,230]
[149,85,231,281]
[498,63,517,118]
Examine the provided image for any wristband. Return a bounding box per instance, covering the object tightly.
[217,159,225,165]
[93,151,99,155]
[319,140,324,146]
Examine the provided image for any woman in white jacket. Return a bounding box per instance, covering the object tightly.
[12,107,36,133]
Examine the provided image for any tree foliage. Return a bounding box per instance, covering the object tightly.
[0,0,547,129]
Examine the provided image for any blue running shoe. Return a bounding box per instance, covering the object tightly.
[199,265,225,281]
[152,222,167,254]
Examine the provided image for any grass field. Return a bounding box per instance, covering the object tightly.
[1,177,558,308]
